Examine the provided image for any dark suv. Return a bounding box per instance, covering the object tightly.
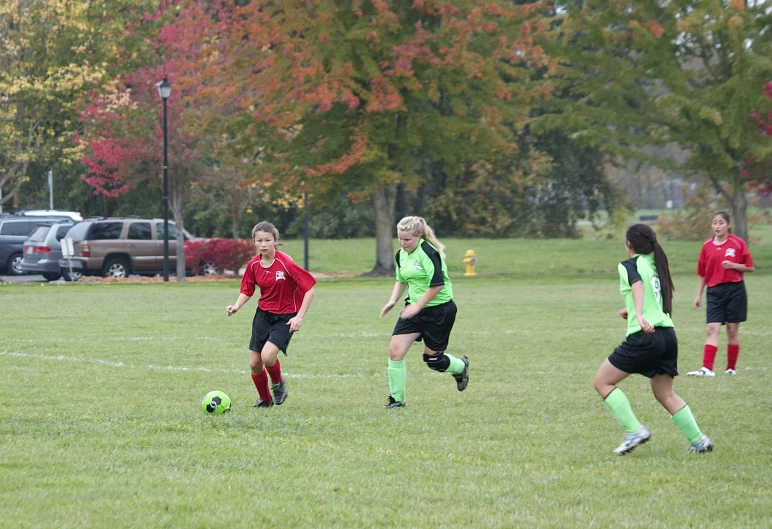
[62,217,197,278]
[0,214,78,275]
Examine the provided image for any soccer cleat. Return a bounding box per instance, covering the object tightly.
[384,394,405,409]
[725,368,737,375]
[688,435,714,454]
[253,398,274,408]
[613,425,651,455]
[453,356,469,392]
[687,367,716,377]
[272,380,288,405]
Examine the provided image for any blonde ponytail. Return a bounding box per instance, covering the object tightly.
[397,216,446,258]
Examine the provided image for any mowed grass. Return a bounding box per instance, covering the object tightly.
[2,236,772,528]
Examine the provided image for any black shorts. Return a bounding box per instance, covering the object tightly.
[392,300,457,352]
[706,281,747,324]
[608,326,678,378]
[249,309,296,354]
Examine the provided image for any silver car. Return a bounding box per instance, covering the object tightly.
[20,222,82,281]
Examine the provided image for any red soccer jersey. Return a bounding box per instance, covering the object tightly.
[696,234,754,287]
[240,250,316,314]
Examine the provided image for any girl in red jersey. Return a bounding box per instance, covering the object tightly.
[226,221,316,407]
[688,211,755,377]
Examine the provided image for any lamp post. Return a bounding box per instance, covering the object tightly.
[156,77,171,282]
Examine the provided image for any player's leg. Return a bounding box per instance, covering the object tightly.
[249,311,274,407]
[690,286,725,376]
[420,301,468,391]
[651,375,713,453]
[386,333,418,407]
[249,348,273,407]
[262,341,287,405]
[725,281,747,374]
[595,359,649,455]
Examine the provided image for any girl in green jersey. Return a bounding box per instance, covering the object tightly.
[593,223,713,455]
[379,216,469,408]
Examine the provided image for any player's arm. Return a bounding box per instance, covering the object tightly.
[694,276,706,309]
[722,261,755,273]
[381,282,407,318]
[631,281,654,333]
[287,288,314,332]
[402,285,444,315]
[227,293,251,316]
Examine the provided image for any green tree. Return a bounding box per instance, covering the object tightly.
[541,0,772,240]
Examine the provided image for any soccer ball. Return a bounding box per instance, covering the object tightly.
[201,390,231,414]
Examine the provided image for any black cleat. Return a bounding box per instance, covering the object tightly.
[384,394,405,409]
[272,380,287,405]
[253,398,274,408]
[453,356,469,391]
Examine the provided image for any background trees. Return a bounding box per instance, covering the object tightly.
[542,0,772,240]
[3,0,768,264]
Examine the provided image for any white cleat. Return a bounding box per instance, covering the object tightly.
[725,369,737,375]
[687,367,715,377]
[614,425,651,455]
[688,435,714,454]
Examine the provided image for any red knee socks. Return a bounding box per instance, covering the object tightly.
[702,344,717,371]
[727,344,740,371]
[251,371,272,402]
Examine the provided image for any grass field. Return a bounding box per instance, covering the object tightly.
[2,235,771,528]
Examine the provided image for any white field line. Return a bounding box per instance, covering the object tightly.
[0,351,386,378]
[4,326,772,345]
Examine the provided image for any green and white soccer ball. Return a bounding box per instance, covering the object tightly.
[201,390,231,414]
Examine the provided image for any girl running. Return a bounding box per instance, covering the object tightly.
[379,216,468,408]
[593,223,712,455]
[226,221,316,407]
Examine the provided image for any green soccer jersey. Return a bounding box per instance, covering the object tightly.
[618,253,674,336]
[395,239,453,307]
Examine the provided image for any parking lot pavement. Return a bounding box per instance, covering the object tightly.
[0,274,46,284]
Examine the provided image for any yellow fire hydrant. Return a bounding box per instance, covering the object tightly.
[463,249,477,276]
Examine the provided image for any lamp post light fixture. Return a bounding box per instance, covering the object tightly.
[156,77,171,282]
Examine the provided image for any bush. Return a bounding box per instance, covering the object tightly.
[185,238,255,274]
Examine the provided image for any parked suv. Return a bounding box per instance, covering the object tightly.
[0,214,79,275]
[20,222,82,281]
[61,217,197,278]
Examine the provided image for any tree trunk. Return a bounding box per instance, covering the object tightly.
[232,188,241,239]
[366,183,397,277]
[730,180,749,242]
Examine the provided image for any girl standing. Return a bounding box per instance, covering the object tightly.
[379,216,468,408]
[688,211,755,377]
[227,221,316,407]
[593,223,712,455]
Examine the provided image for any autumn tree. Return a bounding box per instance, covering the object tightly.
[0,0,165,211]
[191,0,551,274]
[744,80,772,195]
[542,0,772,240]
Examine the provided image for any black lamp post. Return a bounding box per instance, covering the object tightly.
[156,77,171,282]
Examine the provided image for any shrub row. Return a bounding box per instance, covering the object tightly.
[185,238,255,274]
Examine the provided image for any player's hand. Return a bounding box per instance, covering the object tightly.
[380,301,396,318]
[399,304,420,320]
[693,296,701,309]
[226,305,239,316]
[287,315,303,332]
[637,317,655,333]
[618,307,629,320]
[721,260,736,270]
